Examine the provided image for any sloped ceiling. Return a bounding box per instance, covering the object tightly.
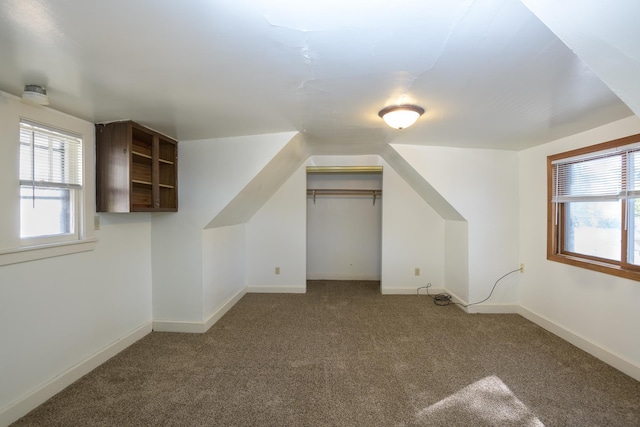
[521,0,640,118]
[0,0,634,151]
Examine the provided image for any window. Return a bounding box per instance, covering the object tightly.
[548,133,640,280]
[19,120,83,244]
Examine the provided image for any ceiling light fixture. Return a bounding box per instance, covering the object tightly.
[22,84,49,106]
[378,104,424,129]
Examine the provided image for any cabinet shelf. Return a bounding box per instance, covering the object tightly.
[96,120,178,212]
[132,151,152,160]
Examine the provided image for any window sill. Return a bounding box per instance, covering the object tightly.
[548,253,640,281]
[0,238,98,266]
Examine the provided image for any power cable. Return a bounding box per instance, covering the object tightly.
[417,268,521,307]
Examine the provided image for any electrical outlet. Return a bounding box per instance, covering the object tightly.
[520,263,524,273]
[275,267,280,275]
[414,268,420,276]
[94,215,100,230]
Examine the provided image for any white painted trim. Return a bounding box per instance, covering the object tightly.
[518,306,640,382]
[153,287,248,333]
[0,238,98,266]
[152,320,207,334]
[203,288,247,332]
[444,290,519,313]
[466,304,519,314]
[0,321,152,426]
[430,290,518,314]
[247,286,306,293]
[383,287,447,295]
[306,274,381,281]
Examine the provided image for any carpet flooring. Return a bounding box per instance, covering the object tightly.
[12,280,640,426]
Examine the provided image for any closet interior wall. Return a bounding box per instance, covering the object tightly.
[306,172,382,281]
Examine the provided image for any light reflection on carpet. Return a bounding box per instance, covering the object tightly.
[416,376,544,426]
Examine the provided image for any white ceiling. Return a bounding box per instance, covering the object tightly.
[0,0,635,150]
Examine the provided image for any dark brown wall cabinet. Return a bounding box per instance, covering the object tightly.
[96,121,178,212]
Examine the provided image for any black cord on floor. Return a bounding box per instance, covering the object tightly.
[417,268,521,307]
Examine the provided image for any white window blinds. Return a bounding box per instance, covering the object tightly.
[19,120,83,189]
[551,143,640,203]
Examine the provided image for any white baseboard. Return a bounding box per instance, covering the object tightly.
[467,304,519,314]
[204,288,247,331]
[247,286,306,293]
[383,287,446,295]
[518,306,640,382]
[153,287,247,333]
[0,321,152,427]
[306,274,380,281]
[442,290,518,314]
[152,320,207,334]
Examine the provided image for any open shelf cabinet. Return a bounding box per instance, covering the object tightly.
[96,120,178,212]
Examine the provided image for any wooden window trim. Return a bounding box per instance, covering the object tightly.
[547,133,640,281]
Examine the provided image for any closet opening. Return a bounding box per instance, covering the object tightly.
[306,166,383,292]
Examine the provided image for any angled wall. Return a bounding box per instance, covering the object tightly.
[151,131,297,330]
[206,133,309,228]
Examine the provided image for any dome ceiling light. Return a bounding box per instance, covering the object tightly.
[378,104,425,129]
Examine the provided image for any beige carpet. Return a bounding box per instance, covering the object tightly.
[13,280,640,426]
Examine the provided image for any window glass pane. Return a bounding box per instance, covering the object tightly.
[19,121,83,242]
[20,186,74,238]
[628,198,640,266]
[564,201,621,261]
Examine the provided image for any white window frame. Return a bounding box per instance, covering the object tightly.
[19,120,84,245]
[0,112,96,266]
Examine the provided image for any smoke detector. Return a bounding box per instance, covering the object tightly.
[22,85,50,106]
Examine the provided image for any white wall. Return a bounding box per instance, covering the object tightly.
[307,173,382,281]
[152,132,296,327]
[445,220,469,301]
[246,165,307,292]
[392,144,520,309]
[242,154,447,294]
[381,164,445,293]
[519,115,640,378]
[198,148,448,298]
[0,95,152,424]
[202,224,246,321]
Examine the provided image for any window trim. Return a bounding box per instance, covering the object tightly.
[0,238,98,267]
[0,110,96,266]
[19,119,84,244]
[547,132,640,281]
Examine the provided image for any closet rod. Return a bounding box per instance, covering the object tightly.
[307,189,382,205]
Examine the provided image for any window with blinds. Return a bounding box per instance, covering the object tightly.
[548,134,640,281]
[19,120,83,240]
